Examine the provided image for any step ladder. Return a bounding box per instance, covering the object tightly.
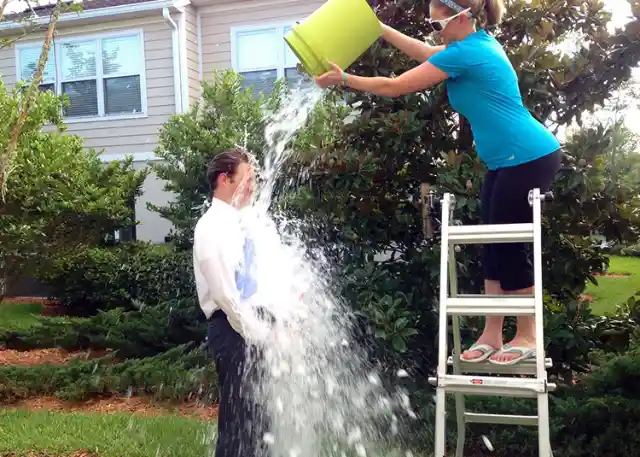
[427,188,555,457]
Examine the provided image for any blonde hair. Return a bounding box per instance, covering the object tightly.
[433,0,505,28]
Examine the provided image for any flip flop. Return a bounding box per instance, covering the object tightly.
[488,344,536,366]
[459,343,497,363]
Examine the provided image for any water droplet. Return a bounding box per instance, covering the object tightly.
[482,435,494,451]
[263,433,275,445]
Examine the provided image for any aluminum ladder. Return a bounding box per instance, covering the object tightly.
[427,188,555,457]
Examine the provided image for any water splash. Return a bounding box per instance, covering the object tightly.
[237,84,418,457]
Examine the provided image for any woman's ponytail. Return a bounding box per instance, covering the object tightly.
[482,0,505,27]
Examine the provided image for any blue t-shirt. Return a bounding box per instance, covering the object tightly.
[428,30,560,171]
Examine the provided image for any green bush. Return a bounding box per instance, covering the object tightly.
[621,243,640,257]
[0,345,217,403]
[406,337,640,457]
[38,242,195,316]
[0,300,206,359]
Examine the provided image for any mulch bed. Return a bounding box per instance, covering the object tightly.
[0,348,114,367]
[6,396,219,421]
[594,272,631,278]
[0,297,66,316]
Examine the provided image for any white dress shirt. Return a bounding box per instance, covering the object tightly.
[193,197,268,341]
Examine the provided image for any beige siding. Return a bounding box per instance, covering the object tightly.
[133,161,174,244]
[199,0,325,79]
[0,16,176,156]
[185,5,201,103]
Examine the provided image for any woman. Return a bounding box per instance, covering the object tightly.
[314,0,561,365]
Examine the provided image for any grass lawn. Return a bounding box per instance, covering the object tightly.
[585,255,640,316]
[0,409,214,457]
[0,301,44,329]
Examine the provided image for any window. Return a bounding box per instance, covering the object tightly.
[17,31,145,119]
[232,23,309,96]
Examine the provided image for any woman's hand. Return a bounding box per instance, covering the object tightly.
[314,62,345,89]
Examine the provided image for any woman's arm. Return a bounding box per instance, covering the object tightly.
[381,23,444,62]
[315,61,450,98]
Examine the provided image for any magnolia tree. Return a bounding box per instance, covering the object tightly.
[277,0,640,374]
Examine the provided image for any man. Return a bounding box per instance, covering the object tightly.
[193,147,271,457]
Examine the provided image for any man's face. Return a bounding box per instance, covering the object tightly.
[228,162,255,208]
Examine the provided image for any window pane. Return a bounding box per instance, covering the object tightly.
[102,35,141,76]
[104,75,142,115]
[283,26,299,69]
[61,41,97,80]
[62,80,98,117]
[236,29,278,70]
[39,83,55,93]
[19,46,55,84]
[240,70,277,96]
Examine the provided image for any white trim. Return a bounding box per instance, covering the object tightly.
[15,28,148,121]
[101,151,159,163]
[196,9,203,82]
[64,113,148,124]
[178,10,190,113]
[163,7,182,113]
[0,0,190,31]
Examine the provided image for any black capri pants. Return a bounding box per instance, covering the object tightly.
[481,149,562,291]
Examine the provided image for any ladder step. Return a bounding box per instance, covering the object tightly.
[428,375,555,398]
[448,356,553,375]
[464,412,538,426]
[448,223,534,244]
[446,296,536,316]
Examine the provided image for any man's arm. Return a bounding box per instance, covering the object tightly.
[381,23,444,62]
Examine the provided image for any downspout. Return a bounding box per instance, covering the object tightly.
[178,10,190,113]
[163,7,182,114]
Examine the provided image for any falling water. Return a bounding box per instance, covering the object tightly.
[236,84,418,457]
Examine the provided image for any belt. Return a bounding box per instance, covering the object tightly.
[208,307,275,324]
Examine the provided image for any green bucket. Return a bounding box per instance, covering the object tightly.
[284,0,382,77]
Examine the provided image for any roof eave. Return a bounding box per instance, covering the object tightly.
[0,0,191,31]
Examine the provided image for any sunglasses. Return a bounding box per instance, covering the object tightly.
[428,8,471,32]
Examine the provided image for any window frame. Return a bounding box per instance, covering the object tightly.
[230,19,304,84]
[14,28,148,124]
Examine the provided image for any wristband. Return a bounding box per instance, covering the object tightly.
[342,71,348,84]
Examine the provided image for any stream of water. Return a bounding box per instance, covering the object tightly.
[230,85,419,457]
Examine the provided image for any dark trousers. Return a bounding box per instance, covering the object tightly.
[208,311,270,457]
[481,149,562,291]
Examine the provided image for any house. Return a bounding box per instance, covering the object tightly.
[0,0,325,243]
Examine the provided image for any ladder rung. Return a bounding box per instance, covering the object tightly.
[448,356,553,375]
[448,223,534,244]
[446,296,536,316]
[428,375,555,398]
[464,412,538,426]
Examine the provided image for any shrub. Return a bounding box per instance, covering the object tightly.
[0,345,217,403]
[0,300,206,359]
[406,337,640,457]
[38,242,195,316]
[0,78,146,300]
[621,243,640,257]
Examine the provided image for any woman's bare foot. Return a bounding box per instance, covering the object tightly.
[461,336,503,361]
[489,336,536,364]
